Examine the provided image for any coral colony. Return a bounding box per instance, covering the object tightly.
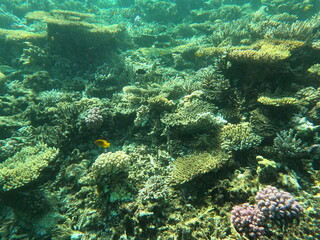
[1,0,320,239]
[231,186,303,239]
[85,107,103,129]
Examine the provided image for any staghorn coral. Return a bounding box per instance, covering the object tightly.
[261,0,319,17]
[264,19,320,42]
[219,122,262,151]
[0,143,59,191]
[295,87,320,105]
[273,129,305,157]
[137,175,171,203]
[308,64,320,77]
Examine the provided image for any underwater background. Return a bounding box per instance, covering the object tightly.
[0,0,319,239]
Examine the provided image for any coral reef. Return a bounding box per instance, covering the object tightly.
[0,0,319,239]
[84,107,103,129]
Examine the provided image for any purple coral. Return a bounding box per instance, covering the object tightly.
[231,204,267,239]
[85,107,103,129]
[256,185,303,220]
[231,186,303,239]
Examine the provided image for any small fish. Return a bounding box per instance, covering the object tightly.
[94,139,111,148]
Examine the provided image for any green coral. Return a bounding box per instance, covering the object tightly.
[161,93,220,135]
[170,151,231,184]
[219,122,262,151]
[0,143,59,191]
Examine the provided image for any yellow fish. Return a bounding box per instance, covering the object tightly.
[94,139,111,148]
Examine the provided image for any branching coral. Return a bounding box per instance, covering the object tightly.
[197,65,230,102]
[264,19,320,42]
[161,96,221,135]
[228,40,305,64]
[273,129,305,157]
[219,123,262,151]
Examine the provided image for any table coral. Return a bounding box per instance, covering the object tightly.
[257,96,300,107]
[170,151,231,184]
[0,143,59,191]
[228,40,305,64]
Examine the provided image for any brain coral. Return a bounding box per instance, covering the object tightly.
[0,143,59,191]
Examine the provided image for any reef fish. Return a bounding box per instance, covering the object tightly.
[94,139,111,148]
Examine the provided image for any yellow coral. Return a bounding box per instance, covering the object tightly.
[308,64,320,76]
[257,96,299,106]
[0,71,6,82]
[0,29,46,42]
[228,39,305,64]
[0,143,59,191]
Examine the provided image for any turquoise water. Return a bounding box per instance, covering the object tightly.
[0,1,319,239]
